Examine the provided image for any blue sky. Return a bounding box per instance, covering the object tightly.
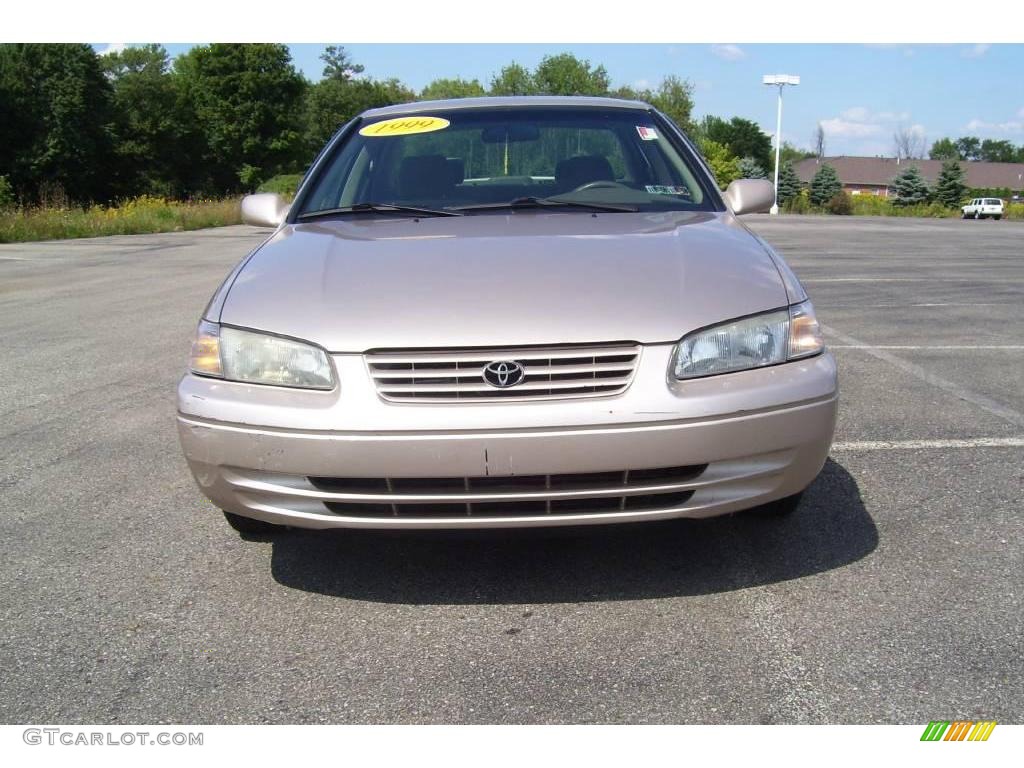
[96,43,1024,157]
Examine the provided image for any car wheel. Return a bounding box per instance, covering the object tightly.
[223,510,284,536]
[994,215,1002,220]
[746,491,804,518]
[974,211,980,219]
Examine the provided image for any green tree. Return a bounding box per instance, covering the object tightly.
[737,157,767,180]
[955,136,981,161]
[0,43,116,204]
[489,62,535,95]
[776,161,803,205]
[697,137,740,189]
[933,159,967,207]
[175,43,307,191]
[809,164,842,205]
[648,76,695,134]
[699,115,773,173]
[929,137,960,160]
[532,53,609,96]
[777,141,814,172]
[615,76,695,134]
[100,44,189,197]
[320,45,364,82]
[979,139,1016,163]
[420,77,486,101]
[304,77,415,152]
[890,164,931,206]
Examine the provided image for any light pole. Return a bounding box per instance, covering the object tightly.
[762,74,800,215]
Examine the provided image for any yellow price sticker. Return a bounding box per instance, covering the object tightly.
[359,116,451,137]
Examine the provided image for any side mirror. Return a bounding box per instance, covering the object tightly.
[241,193,290,228]
[723,179,775,215]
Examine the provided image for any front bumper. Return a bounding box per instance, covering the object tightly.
[177,346,838,529]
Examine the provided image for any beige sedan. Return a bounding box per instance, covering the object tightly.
[177,96,837,535]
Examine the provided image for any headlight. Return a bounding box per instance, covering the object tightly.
[672,300,823,380]
[189,321,334,390]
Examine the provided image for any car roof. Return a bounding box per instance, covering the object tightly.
[361,95,654,119]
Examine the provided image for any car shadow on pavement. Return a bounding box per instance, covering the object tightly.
[268,458,877,604]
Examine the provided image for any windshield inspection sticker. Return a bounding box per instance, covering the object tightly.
[359,116,451,137]
[645,185,690,196]
[636,126,659,140]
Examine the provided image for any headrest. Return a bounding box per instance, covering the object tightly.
[555,155,615,190]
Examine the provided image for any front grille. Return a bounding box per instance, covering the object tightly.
[365,343,641,402]
[309,464,706,519]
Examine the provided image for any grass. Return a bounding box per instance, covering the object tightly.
[0,196,242,244]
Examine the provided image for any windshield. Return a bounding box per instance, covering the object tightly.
[297,106,717,216]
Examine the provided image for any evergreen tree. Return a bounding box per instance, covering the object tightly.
[777,161,803,204]
[933,160,967,208]
[890,165,931,206]
[809,164,842,205]
[737,157,767,180]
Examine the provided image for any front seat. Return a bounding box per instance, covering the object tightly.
[397,154,454,201]
[555,155,615,192]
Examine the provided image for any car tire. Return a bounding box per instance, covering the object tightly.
[223,510,284,536]
[746,491,804,518]
[994,215,1002,221]
[974,211,981,220]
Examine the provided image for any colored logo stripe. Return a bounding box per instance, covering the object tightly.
[969,721,997,741]
[944,721,973,741]
[920,720,996,741]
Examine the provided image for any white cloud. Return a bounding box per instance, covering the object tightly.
[966,118,1023,134]
[632,78,650,90]
[840,107,910,123]
[823,105,921,142]
[96,43,127,56]
[820,118,882,138]
[710,44,745,61]
[1018,107,1024,119]
[863,44,915,57]
[962,44,990,58]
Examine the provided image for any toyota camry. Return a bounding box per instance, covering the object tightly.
[177,96,838,535]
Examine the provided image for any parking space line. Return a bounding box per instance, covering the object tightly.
[803,277,1023,283]
[830,345,1024,350]
[820,323,1024,428]
[833,437,1024,451]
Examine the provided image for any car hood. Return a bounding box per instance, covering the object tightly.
[220,211,788,352]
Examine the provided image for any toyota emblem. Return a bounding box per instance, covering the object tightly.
[482,360,526,388]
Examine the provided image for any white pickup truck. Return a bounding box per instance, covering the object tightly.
[962,198,1004,220]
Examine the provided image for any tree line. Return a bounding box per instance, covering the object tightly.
[0,43,810,207]
[929,136,1024,164]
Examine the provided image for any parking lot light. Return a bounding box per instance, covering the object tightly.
[763,74,800,215]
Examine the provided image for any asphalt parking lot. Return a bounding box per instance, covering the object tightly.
[1,215,1021,724]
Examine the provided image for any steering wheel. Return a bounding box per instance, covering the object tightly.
[570,180,632,193]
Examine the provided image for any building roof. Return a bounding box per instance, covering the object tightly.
[793,156,1024,190]
[362,95,652,118]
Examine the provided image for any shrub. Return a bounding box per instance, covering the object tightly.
[826,191,853,215]
[256,174,303,199]
[0,176,14,210]
[784,189,812,214]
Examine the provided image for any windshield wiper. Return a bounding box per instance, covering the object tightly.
[297,202,462,220]
[452,196,638,213]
